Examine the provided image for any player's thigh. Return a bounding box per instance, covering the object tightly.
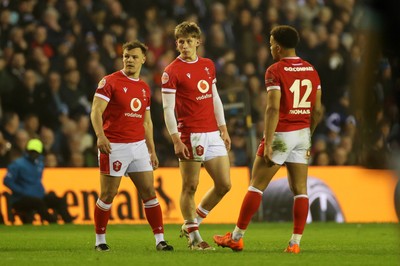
[179,160,202,188]
[99,173,122,197]
[286,162,308,195]
[203,155,230,187]
[250,156,281,191]
[128,171,156,200]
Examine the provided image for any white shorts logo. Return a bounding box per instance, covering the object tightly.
[197,80,210,93]
[130,98,142,112]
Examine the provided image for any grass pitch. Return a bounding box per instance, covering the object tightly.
[0,223,398,266]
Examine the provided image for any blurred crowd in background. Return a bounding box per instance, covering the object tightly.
[0,0,398,169]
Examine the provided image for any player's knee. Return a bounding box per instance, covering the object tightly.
[182,184,198,195]
[100,191,118,202]
[215,181,231,196]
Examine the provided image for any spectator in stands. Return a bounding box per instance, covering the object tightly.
[312,150,330,166]
[3,139,73,224]
[0,0,397,170]
[8,128,29,163]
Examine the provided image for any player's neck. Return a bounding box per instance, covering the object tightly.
[122,69,139,79]
[280,49,297,59]
[179,54,198,62]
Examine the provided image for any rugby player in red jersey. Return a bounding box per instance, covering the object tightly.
[90,40,173,252]
[161,21,231,250]
[214,25,323,253]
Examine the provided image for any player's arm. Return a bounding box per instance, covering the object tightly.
[90,96,111,154]
[162,92,190,159]
[212,83,231,151]
[264,89,281,163]
[143,109,159,169]
[310,89,322,136]
[3,163,25,195]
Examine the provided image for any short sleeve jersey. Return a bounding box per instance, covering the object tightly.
[94,70,151,142]
[161,57,218,134]
[265,57,321,132]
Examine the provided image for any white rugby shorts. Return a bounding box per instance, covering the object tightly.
[99,140,153,176]
[180,131,228,162]
[257,127,311,164]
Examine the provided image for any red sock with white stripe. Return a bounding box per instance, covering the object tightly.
[233,186,263,240]
[291,195,309,245]
[185,219,202,244]
[143,197,165,245]
[94,199,112,245]
[144,197,164,234]
[196,205,209,225]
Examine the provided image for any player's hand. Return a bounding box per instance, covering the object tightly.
[263,144,276,166]
[150,153,159,169]
[221,132,231,152]
[97,135,111,154]
[174,141,190,160]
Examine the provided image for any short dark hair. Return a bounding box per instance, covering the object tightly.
[270,25,299,49]
[122,40,148,55]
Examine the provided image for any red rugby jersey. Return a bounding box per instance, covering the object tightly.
[94,70,151,142]
[265,57,321,132]
[161,56,219,133]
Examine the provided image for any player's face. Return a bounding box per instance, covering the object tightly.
[176,36,200,61]
[269,36,281,61]
[122,48,146,78]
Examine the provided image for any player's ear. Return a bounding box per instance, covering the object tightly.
[142,55,146,64]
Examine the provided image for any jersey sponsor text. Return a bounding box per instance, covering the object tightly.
[284,66,314,72]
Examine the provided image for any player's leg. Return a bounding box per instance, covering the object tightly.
[214,156,280,251]
[94,174,122,251]
[284,162,308,254]
[200,155,231,223]
[129,171,173,251]
[179,160,213,250]
[196,131,231,225]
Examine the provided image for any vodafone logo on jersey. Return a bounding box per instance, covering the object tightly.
[124,98,143,118]
[197,80,209,93]
[130,98,142,112]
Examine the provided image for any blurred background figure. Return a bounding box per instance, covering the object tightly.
[3,139,73,224]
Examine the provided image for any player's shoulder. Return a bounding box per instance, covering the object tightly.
[164,57,180,72]
[98,71,122,87]
[266,61,281,73]
[198,56,213,64]
[100,71,124,83]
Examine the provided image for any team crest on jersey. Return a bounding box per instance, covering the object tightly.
[197,80,209,93]
[161,72,169,84]
[130,98,142,112]
[142,89,146,98]
[113,160,122,172]
[98,78,106,89]
[196,145,204,156]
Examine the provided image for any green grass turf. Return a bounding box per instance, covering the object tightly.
[0,223,399,266]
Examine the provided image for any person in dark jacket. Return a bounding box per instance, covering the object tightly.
[3,139,73,224]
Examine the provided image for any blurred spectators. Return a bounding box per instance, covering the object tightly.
[0,0,397,169]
